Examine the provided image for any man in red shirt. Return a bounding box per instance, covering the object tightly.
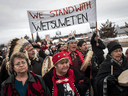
[62,35,90,76]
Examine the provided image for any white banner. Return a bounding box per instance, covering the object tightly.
[27,0,96,34]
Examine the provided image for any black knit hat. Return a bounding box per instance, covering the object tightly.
[107,41,122,54]
[33,44,41,49]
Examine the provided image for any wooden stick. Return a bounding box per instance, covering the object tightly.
[111,65,113,75]
[31,33,35,43]
[96,21,97,29]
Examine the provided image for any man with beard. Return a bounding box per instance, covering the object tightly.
[77,40,98,96]
[23,43,44,76]
[43,52,89,96]
[77,41,90,77]
[77,41,88,58]
[97,41,128,96]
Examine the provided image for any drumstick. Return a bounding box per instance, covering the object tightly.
[111,65,113,75]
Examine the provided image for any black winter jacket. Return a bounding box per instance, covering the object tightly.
[43,66,89,96]
[1,72,51,96]
[30,57,44,76]
[97,54,128,96]
[90,33,105,57]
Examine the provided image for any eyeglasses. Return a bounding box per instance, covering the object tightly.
[113,50,122,53]
[14,61,27,67]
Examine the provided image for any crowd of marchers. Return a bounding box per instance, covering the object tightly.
[0,29,128,96]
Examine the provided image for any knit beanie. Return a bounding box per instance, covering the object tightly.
[107,41,122,54]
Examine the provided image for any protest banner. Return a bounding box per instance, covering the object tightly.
[27,0,97,34]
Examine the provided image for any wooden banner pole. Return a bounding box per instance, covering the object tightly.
[31,34,35,43]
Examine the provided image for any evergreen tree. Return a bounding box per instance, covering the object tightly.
[98,19,118,39]
[125,22,128,35]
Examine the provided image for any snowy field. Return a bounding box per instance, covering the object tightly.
[103,47,128,56]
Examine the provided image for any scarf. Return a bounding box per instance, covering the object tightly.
[115,58,123,65]
[52,68,79,96]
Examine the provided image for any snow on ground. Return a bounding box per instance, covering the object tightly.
[115,36,128,39]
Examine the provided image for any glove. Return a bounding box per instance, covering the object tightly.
[107,75,124,92]
[107,75,117,85]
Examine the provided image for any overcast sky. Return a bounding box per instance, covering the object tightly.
[0,0,128,45]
